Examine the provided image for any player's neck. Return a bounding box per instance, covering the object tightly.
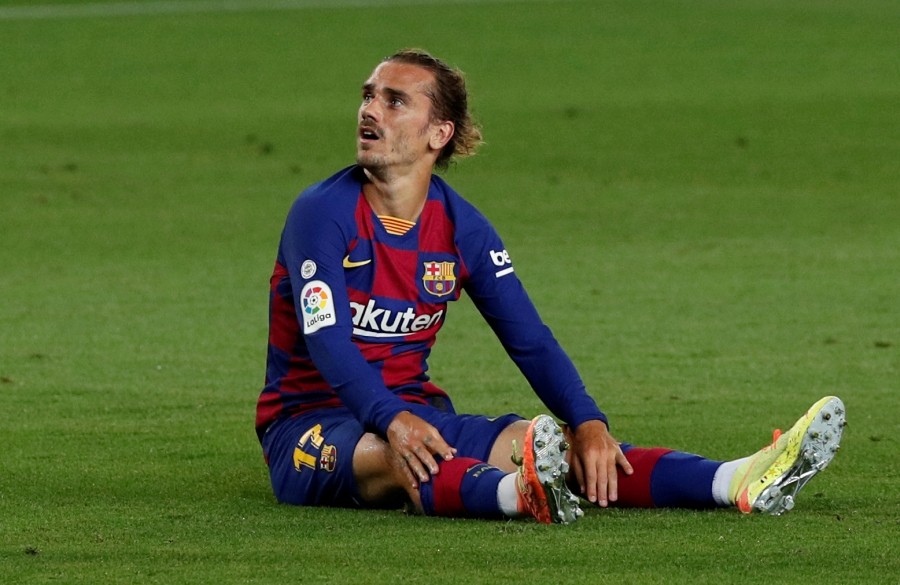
[362,166,431,222]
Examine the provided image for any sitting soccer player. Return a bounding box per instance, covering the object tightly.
[255,49,845,523]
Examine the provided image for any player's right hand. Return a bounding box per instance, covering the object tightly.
[386,411,456,489]
[569,420,633,507]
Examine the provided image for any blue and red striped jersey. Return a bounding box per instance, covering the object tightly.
[255,166,606,441]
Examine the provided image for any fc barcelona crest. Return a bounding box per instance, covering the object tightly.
[423,261,456,297]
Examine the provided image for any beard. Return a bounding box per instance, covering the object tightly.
[355,121,432,179]
[356,147,385,170]
[356,149,390,183]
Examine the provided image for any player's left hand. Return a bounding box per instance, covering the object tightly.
[568,420,633,507]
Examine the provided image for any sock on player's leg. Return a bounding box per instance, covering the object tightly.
[613,446,670,507]
[418,446,726,515]
[615,445,722,508]
[497,473,523,517]
[711,456,751,506]
[417,457,509,518]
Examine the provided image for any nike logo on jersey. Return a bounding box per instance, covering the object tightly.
[343,255,372,269]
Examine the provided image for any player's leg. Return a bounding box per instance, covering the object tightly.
[608,443,723,508]
[409,406,582,524]
[352,431,422,509]
[262,410,436,510]
[485,417,710,511]
[484,416,700,508]
[609,396,846,513]
[261,405,519,518]
[262,405,588,523]
[261,409,371,507]
[488,416,728,509]
[355,411,581,523]
[548,396,845,514]
[451,413,584,523]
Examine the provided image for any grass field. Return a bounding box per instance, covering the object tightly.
[1,0,898,583]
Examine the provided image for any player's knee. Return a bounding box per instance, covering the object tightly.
[352,433,419,509]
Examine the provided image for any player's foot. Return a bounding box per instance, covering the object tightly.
[511,415,583,525]
[730,396,846,515]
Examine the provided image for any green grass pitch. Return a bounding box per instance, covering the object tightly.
[1,0,898,583]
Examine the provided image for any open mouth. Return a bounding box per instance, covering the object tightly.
[358,125,381,142]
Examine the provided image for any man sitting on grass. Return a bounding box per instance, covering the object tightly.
[255,49,845,523]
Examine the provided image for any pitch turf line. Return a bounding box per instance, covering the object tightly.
[0,0,575,20]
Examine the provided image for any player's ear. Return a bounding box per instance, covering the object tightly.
[430,120,455,151]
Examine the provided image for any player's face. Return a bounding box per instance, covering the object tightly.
[356,61,444,177]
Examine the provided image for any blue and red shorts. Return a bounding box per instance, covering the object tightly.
[261,399,523,507]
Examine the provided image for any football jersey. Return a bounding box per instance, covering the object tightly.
[255,166,606,441]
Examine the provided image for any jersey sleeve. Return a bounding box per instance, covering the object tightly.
[279,189,409,436]
[458,217,608,430]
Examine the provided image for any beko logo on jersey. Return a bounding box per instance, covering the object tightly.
[350,299,443,338]
[301,280,336,334]
[490,249,514,278]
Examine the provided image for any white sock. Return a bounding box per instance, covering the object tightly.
[711,456,751,506]
[497,473,523,517]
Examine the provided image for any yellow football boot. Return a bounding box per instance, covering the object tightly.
[730,396,846,514]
